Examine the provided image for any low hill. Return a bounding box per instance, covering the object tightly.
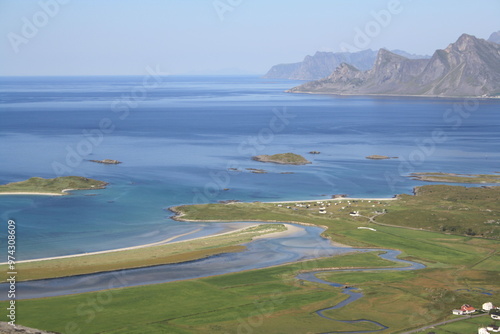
[0,176,108,195]
[252,153,311,165]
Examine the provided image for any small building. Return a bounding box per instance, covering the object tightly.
[491,309,500,320]
[482,302,495,311]
[487,326,500,333]
[478,328,490,334]
[452,309,465,315]
[460,304,476,314]
[319,210,326,214]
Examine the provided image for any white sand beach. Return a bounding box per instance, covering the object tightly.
[3,223,271,265]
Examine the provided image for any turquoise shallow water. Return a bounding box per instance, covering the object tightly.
[1,75,500,260]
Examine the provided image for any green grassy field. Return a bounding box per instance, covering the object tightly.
[3,185,498,333]
[378,185,500,238]
[0,176,108,194]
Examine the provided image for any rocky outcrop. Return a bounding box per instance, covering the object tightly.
[288,34,500,98]
[0,322,61,334]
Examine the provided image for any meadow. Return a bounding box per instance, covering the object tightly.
[2,185,498,333]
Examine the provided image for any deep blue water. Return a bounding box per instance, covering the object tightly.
[1,75,499,260]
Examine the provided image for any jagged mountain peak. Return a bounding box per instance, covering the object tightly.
[289,33,500,98]
[445,33,482,53]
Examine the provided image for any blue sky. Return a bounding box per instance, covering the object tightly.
[0,0,499,76]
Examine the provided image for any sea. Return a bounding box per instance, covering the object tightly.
[1,75,500,261]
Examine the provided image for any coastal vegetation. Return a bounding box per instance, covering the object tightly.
[2,224,286,281]
[252,153,311,165]
[5,185,498,334]
[410,172,500,183]
[0,176,108,195]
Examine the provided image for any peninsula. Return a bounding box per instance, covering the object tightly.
[0,176,108,195]
[410,172,500,183]
[252,153,311,165]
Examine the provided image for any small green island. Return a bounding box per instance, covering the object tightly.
[0,176,108,195]
[365,155,397,160]
[252,153,311,165]
[89,159,122,164]
[410,172,500,183]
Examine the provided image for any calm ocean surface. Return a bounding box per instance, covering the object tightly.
[1,76,499,260]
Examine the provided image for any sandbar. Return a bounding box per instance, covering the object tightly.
[3,223,265,265]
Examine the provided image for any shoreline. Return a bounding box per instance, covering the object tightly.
[265,197,397,204]
[286,90,500,100]
[0,188,74,196]
[0,192,64,196]
[2,195,397,264]
[3,223,263,265]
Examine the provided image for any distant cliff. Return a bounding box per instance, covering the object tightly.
[488,30,500,44]
[288,34,500,98]
[263,49,429,80]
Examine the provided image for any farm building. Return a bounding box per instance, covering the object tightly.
[483,302,495,311]
[479,328,490,334]
[491,309,500,320]
[487,326,500,333]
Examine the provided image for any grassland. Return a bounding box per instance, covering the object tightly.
[3,185,498,333]
[410,172,500,183]
[379,185,500,239]
[0,224,286,282]
[0,176,108,195]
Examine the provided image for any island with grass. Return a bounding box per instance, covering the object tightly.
[89,159,122,164]
[252,153,311,165]
[365,155,397,160]
[0,176,108,195]
[410,172,500,183]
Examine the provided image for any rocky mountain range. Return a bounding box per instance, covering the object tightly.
[263,49,429,80]
[287,34,500,98]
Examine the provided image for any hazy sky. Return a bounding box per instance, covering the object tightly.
[0,0,499,76]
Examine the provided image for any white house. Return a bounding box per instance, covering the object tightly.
[482,302,494,311]
[487,326,499,333]
[478,328,490,334]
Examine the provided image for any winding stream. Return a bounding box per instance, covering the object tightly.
[297,250,425,333]
[1,224,425,333]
